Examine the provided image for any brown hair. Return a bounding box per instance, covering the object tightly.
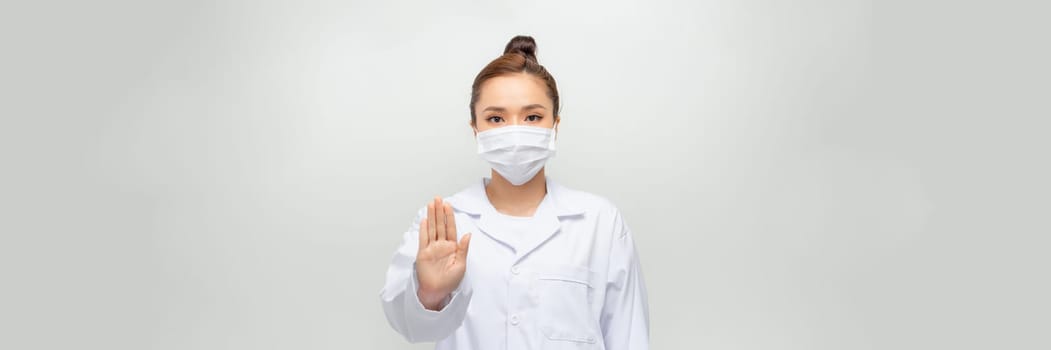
[469,35,560,125]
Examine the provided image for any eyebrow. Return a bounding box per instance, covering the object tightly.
[481,104,547,113]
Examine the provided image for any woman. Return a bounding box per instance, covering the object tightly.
[380,35,649,350]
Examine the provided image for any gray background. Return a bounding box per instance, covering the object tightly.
[1,0,1048,349]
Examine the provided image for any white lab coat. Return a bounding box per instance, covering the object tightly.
[380,177,650,349]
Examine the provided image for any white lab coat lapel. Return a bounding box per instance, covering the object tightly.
[445,179,513,249]
[447,177,584,264]
[507,195,561,262]
[473,208,517,250]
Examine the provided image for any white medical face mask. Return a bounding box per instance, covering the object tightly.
[475,125,557,186]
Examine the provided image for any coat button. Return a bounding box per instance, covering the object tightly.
[509,314,519,325]
[510,266,520,275]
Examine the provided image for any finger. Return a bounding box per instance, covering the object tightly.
[444,202,457,241]
[457,233,472,261]
[418,215,429,248]
[427,199,438,242]
[435,197,447,241]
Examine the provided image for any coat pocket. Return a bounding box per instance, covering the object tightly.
[533,264,600,347]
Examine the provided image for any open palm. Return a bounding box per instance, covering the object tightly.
[416,197,472,311]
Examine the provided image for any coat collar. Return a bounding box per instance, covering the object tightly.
[446,177,584,218]
[446,177,584,262]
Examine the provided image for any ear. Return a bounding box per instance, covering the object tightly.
[470,119,478,137]
[553,115,561,136]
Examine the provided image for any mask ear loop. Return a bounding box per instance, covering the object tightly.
[472,125,484,154]
[549,122,558,150]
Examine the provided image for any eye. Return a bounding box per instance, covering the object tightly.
[486,116,504,123]
[525,114,543,122]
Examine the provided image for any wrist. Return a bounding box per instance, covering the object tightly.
[417,287,448,311]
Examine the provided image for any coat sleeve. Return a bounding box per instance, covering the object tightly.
[379,206,473,343]
[600,210,651,349]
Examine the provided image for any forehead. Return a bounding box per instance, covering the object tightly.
[476,73,551,108]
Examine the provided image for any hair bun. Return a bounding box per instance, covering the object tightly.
[503,35,538,62]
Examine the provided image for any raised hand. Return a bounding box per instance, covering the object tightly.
[415,196,472,311]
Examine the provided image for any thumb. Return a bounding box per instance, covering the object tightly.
[457,233,472,261]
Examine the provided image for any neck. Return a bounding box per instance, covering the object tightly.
[485,168,547,217]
